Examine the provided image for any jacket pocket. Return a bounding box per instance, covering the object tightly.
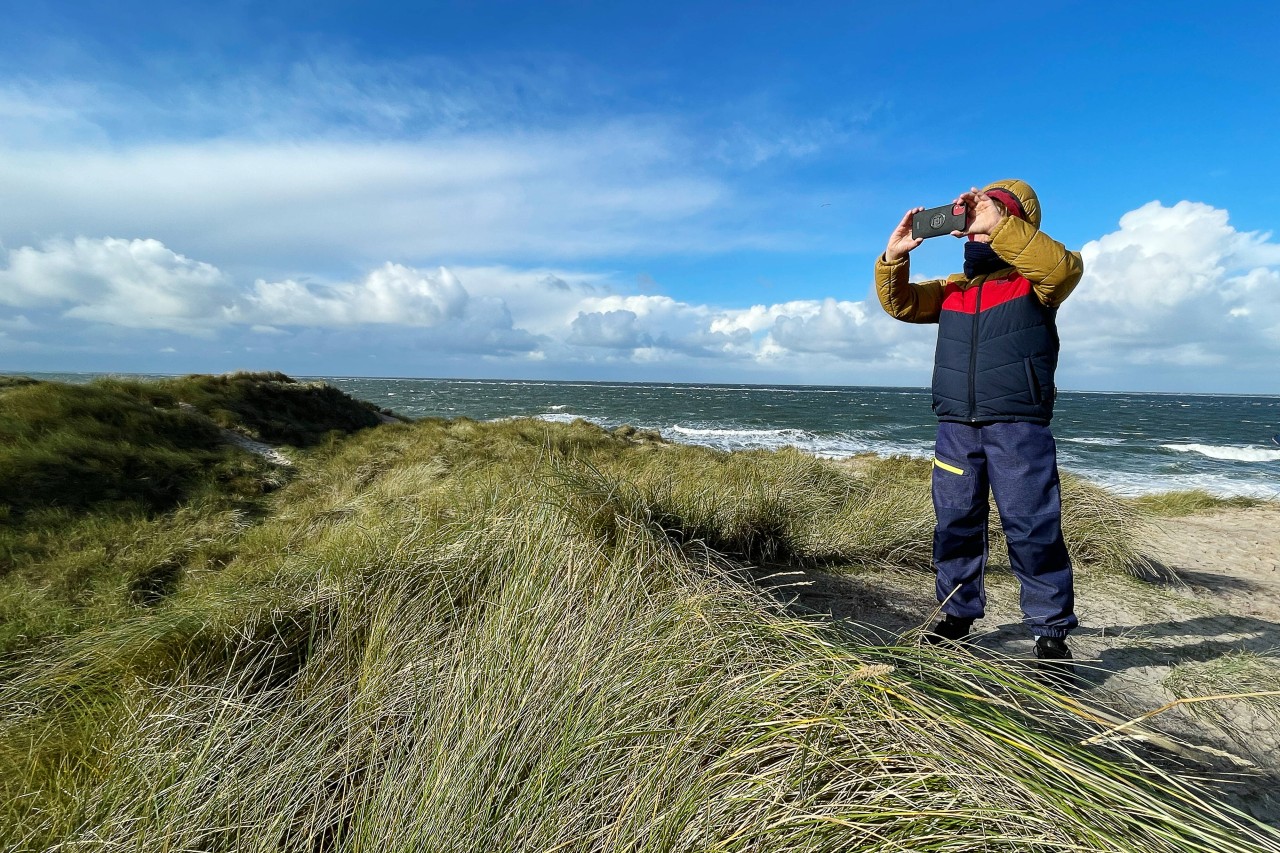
[1024,357,1042,405]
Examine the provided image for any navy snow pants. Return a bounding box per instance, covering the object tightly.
[931,421,1077,638]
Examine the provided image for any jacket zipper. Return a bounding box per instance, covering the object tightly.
[968,281,982,421]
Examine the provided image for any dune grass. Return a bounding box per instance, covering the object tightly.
[2,378,1278,851]
[1132,490,1269,517]
[831,454,1153,578]
[0,374,383,658]
[1164,652,1280,765]
[97,370,398,446]
[0,378,235,518]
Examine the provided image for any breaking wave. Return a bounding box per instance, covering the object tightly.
[1160,443,1280,463]
[671,425,800,439]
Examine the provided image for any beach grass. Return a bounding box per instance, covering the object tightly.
[1132,490,1269,517]
[0,373,380,657]
[3,375,1279,851]
[1163,652,1280,765]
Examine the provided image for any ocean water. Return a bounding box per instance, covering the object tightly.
[322,378,1280,500]
[14,373,1280,499]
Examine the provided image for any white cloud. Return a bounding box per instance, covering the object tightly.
[709,300,823,335]
[0,237,234,331]
[1063,201,1280,379]
[549,289,920,369]
[243,264,538,354]
[240,264,468,327]
[708,98,880,169]
[0,56,611,147]
[563,294,753,359]
[769,298,895,357]
[568,309,650,349]
[0,239,535,352]
[440,265,611,335]
[0,60,852,275]
[0,233,921,370]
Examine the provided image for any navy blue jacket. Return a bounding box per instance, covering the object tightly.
[932,273,1059,423]
[875,212,1084,425]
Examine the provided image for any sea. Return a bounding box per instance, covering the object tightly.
[17,374,1280,499]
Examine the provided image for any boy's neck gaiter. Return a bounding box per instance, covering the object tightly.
[963,241,1008,279]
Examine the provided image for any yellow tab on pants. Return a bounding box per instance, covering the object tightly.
[933,457,964,476]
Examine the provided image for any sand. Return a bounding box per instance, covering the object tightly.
[749,502,1280,826]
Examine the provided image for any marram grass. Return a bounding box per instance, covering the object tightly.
[1164,652,1280,765]
[2,381,1278,851]
[1132,489,1270,517]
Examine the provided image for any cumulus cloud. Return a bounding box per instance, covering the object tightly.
[568,310,651,349]
[1063,201,1280,380]
[548,290,920,369]
[441,265,612,336]
[0,233,922,372]
[769,298,900,358]
[708,300,824,336]
[0,237,235,331]
[1076,201,1280,309]
[563,294,756,359]
[240,264,469,327]
[0,238,535,352]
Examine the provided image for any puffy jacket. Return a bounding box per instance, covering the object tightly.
[874,179,1083,425]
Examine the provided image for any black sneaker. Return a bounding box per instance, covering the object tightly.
[923,615,974,647]
[1033,636,1078,687]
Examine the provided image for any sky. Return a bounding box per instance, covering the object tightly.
[1,0,1278,393]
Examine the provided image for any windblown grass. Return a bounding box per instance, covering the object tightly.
[0,375,380,657]
[1133,490,1269,517]
[2,382,1277,851]
[99,370,399,446]
[0,379,234,518]
[1164,652,1280,765]
[835,454,1154,577]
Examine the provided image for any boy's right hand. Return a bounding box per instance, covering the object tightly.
[884,207,925,262]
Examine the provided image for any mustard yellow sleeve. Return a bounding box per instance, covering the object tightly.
[874,254,944,324]
[988,216,1084,308]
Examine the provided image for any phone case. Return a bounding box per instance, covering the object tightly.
[912,203,967,240]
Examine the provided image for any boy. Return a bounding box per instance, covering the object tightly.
[875,180,1083,674]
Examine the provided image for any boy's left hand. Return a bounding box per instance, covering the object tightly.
[950,187,1005,238]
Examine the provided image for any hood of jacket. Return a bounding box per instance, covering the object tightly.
[983,179,1041,230]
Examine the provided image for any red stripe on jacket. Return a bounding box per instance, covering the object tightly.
[941,276,1032,315]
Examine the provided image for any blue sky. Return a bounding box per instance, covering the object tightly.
[1,0,1278,392]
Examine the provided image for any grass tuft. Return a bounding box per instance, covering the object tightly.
[1133,490,1269,517]
[1164,652,1280,765]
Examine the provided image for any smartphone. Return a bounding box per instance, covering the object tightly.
[911,203,967,240]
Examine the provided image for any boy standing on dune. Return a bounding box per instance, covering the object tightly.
[874,179,1084,675]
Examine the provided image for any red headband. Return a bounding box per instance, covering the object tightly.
[985,188,1025,220]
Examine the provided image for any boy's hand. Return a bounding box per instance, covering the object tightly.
[951,187,1006,238]
[885,207,925,262]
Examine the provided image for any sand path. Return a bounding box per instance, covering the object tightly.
[750,502,1280,825]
